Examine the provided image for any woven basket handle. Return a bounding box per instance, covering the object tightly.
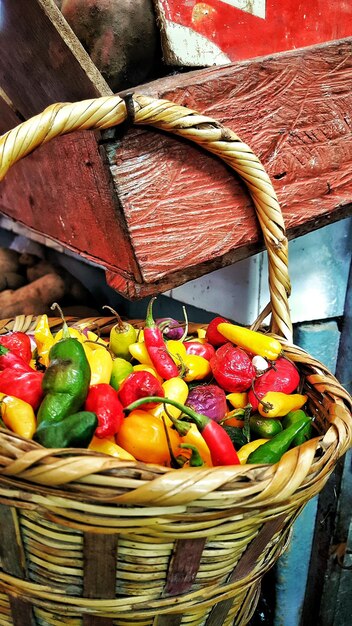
[0,94,292,340]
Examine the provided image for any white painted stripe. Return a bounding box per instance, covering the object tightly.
[219,0,266,20]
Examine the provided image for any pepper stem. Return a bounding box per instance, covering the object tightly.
[179,443,204,467]
[102,305,125,331]
[250,380,273,411]
[125,396,209,432]
[145,297,157,329]
[50,302,69,339]
[180,306,189,342]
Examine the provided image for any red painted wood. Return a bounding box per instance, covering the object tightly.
[106,37,352,292]
[0,133,140,281]
[157,0,352,65]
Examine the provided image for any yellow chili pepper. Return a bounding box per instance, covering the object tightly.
[151,377,189,425]
[180,423,213,466]
[197,328,207,339]
[258,392,308,418]
[84,344,113,386]
[226,392,249,409]
[54,326,85,343]
[133,364,163,383]
[33,314,55,367]
[166,340,187,366]
[128,341,154,366]
[217,323,282,361]
[0,392,36,439]
[183,354,211,382]
[88,436,136,460]
[237,439,269,464]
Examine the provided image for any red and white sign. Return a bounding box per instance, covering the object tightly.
[155,0,352,66]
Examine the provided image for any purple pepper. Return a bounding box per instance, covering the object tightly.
[186,384,227,422]
[156,317,184,340]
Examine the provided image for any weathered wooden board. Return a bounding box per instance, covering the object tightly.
[0,0,140,283]
[105,37,352,294]
[1,1,352,298]
[154,0,352,67]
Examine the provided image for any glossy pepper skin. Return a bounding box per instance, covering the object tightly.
[126,396,240,466]
[0,392,36,439]
[0,345,33,372]
[0,331,32,363]
[248,357,300,410]
[84,343,113,386]
[205,317,229,347]
[282,410,312,447]
[144,298,179,380]
[0,368,43,410]
[36,331,91,427]
[247,413,312,464]
[185,341,215,361]
[35,411,98,448]
[108,314,137,362]
[88,435,136,460]
[118,370,165,410]
[258,391,307,418]
[210,343,255,392]
[217,323,282,361]
[116,409,180,465]
[84,383,124,438]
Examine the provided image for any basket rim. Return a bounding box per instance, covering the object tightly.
[0,315,351,510]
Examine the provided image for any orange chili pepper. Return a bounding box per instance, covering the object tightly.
[116,409,180,466]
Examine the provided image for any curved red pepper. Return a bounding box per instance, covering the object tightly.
[185,341,215,361]
[0,345,33,372]
[144,298,179,380]
[205,316,229,347]
[125,396,240,466]
[248,357,300,410]
[0,332,32,363]
[0,368,43,410]
[118,370,165,410]
[84,383,124,438]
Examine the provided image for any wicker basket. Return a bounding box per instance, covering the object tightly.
[0,95,351,626]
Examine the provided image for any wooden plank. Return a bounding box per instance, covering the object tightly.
[1,21,352,297]
[82,532,117,626]
[105,37,352,292]
[0,91,23,134]
[1,0,110,117]
[0,0,141,287]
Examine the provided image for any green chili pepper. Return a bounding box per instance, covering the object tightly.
[35,411,98,448]
[247,413,312,464]
[282,410,313,447]
[249,415,283,439]
[103,306,137,361]
[110,357,134,391]
[36,314,91,428]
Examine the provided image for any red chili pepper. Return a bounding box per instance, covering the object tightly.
[248,357,300,410]
[185,341,216,361]
[0,345,34,372]
[0,368,43,410]
[144,298,179,380]
[0,332,32,363]
[205,317,229,347]
[210,343,255,392]
[84,383,124,438]
[125,396,240,466]
[118,370,165,410]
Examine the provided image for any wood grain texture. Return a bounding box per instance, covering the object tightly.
[0,0,140,284]
[107,37,352,291]
[83,532,117,626]
[1,17,352,297]
[0,0,110,117]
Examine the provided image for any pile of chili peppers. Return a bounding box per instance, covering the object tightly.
[0,299,314,468]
